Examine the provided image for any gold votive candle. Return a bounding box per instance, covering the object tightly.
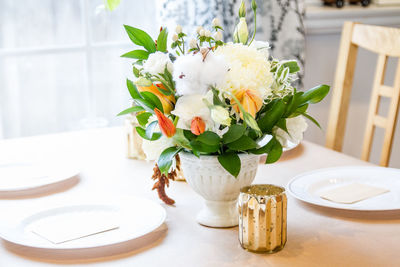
[238,184,287,253]
[125,114,146,160]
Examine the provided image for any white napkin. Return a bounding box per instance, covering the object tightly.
[320,183,389,204]
[31,210,119,244]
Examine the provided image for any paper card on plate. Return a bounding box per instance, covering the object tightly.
[31,210,119,244]
[320,183,389,204]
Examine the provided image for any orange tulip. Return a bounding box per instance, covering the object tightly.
[137,83,175,114]
[191,117,206,136]
[232,89,263,119]
[154,108,176,137]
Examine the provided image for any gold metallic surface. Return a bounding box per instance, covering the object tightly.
[238,184,287,253]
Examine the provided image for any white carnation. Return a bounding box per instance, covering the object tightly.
[173,51,229,96]
[143,51,173,76]
[250,41,270,58]
[273,116,308,148]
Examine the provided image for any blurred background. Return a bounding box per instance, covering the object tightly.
[0,0,399,167]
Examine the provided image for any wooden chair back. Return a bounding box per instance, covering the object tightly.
[326,22,400,166]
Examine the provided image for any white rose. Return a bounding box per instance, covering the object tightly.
[204,30,211,37]
[189,39,197,49]
[175,25,182,34]
[273,116,308,148]
[143,51,173,76]
[172,33,178,42]
[199,29,205,36]
[210,106,231,126]
[250,40,270,58]
[212,18,221,28]
[171,94,212,130]
[196,26,203,35]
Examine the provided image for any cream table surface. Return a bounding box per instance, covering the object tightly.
[0,127,399,267]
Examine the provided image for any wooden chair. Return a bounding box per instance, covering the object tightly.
[326,22,400,166]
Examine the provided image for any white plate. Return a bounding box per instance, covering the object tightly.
[287,166,400,211]
[0,196,166,250]
[0,161,79,197]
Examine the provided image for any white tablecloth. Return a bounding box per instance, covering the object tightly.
[0,127,399,267]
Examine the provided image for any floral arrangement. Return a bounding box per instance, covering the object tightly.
[119,1,329,204]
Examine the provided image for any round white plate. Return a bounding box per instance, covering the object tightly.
[287,166,400,211]
[0,196,166,250]
[0,161,79,197]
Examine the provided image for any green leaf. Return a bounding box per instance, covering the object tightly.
[222,124,246,144]
[104,0,120,11]
[140,91,164,113]
[145,121,161,140]
[136,126,161,141]
[218,153,241,177]
[227,135,258,151]
[117,106,144,116]
[302,113,321,129]
[281,60,300,74]
[132,66,140,78]
[243,112,262,134]
[172,129,191,149]
[264,137,283,164]
[190,141,219,154]
[258,100,286,133]
[127,79,142,99]
[196,131,221,146]
[158,147,182,174]
[183,130,197,141]
[276,118,288,133]
[134,98,156,113]
[136,112,152,127]
[300,84,330,105]
[121,50,150,60]
[157,28,168,52]
[123,25,156,53]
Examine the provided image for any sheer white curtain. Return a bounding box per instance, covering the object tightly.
[0,0,157,139]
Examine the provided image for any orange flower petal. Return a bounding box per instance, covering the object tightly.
[154,108,176,137]
[191,117,206,135]
[138,84,176,114]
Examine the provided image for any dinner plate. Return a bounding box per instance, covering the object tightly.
[0,196,166,250]
[0,161,79,197]
[287,166,400,211]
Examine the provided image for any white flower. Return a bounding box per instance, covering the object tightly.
[273,116,308,148]
[210,105,231,126]
[172,50,229,96]
[189,39,197,49]
[214,31,223,41]
[196,26,203,35]
[171,94,213,130]
[141,116,175,161]
[250,41,270,58]
[143,51,173,76]
[212,18,221,27]
[199,29,205,36]
[172,33,178,42]
[215,43,274,99]
[204,30,211,37]
[175,25,182,34]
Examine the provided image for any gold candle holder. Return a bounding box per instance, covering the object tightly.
[125,114,146,160]
[238,184,287,253]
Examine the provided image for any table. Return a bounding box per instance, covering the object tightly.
[0,127,399,267]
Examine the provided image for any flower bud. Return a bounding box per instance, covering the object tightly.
[213,31,223,41]
[191,117,206,135]
[189,38,197,49]
[212,18,221,27]
[196,26,203,34]
[175,25,182,34]
[236,17,248,44]
[238,0,246,18]
[204,30,211,37]
[199,29,205,36]
[211,106,231,126]
[172,33,178,42]
[154,108,176,137]
[251,0,257,11]
[232,89,262,119]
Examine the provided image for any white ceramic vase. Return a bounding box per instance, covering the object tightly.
[179,152,260,228]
